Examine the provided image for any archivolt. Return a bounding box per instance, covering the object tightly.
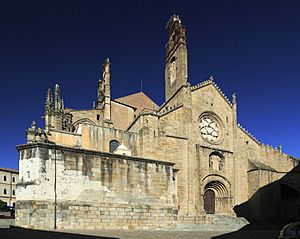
[202,174,231,185]
[73,118,97,127]
[205,181,228,197]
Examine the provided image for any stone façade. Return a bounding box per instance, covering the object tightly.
[17,142,177,229]
[16,15,299,230]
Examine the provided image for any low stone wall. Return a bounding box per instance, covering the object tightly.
[178,215,212,224]
[17,200,177,230]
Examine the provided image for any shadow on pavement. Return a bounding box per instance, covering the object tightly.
[0,227,119,239]
[211,223,283,239]
[212,165,300,239]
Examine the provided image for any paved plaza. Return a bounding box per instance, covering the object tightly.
[0,227,279,239]
[67,229,279,239]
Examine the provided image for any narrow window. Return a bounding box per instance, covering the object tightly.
[4,188,7,195]
[109,140,120,153]
[96,114,100,120]
[12,190,15,196]
[12,177,15,183]
[4,175,6,181]
[13,203,15,207]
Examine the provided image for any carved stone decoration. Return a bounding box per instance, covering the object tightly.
[62,113,74,132]
[199,116,220,142]
[97,79,105,109]
[219,158,225,171]
[209,152,225,171]
[26,121,49,143]
[198,112,224,144]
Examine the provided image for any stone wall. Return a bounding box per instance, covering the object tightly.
[70,109,101,127]
[80,124,140,154]
[17,201,176,230]
[16,143,178,230]
[236,165,300,223]
[111,101,135,130]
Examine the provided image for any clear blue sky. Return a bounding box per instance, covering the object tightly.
[0,0,299,170]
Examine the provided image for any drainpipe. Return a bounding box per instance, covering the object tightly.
[10,172,12,206]
[54,145,57,230]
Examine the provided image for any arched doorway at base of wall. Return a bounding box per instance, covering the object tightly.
[203,178,231,215]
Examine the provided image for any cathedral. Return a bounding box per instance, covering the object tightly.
[16,15,299,230]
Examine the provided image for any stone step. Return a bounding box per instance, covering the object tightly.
[175,215,249,231]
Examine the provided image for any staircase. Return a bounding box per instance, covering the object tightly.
[175,214,249,231]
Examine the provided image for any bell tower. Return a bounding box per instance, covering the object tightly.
[165,15,188,101]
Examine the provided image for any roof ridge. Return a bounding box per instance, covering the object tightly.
[237,123,261,145]
[115,91,158,107]
[0,167,19,173]
[248,159,277,172]
[115,91,145,100]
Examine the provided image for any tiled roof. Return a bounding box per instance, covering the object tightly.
[0,167,19,174]
[115,92,159,115]
[248,159,277,172]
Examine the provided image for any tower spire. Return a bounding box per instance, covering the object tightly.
[103,58,111,121]
[44,88,53,131]
[97,58,111,110]
[232,92,237,106]
[165,14,188,101]
[96,58,112,124]
[54,84,62,112]
[45,88,53,114]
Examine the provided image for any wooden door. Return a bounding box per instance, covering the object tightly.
[204,189,215,214]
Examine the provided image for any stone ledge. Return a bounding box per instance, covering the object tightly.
[16,142,175,166]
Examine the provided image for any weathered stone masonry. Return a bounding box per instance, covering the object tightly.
[16,14,299,230]
[16,143,178,230]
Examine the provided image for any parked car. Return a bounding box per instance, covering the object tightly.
[0,206,15,217]
[279,222,300,239]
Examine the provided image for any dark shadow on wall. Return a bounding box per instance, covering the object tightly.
[212,164,300,239]
[0,227,118,239]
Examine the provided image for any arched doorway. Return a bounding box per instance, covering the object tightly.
[204,189,215,214]
[203,180,230,214]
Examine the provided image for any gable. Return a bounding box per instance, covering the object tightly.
[115,92,159,116]
[191,79,233,110]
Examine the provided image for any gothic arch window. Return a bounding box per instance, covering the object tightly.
[3,175,6,181]
[12,190,15,196]
[109,140,120,153]
[12,177,15,183]
[4,188,7,195]
[209,151,225,171]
